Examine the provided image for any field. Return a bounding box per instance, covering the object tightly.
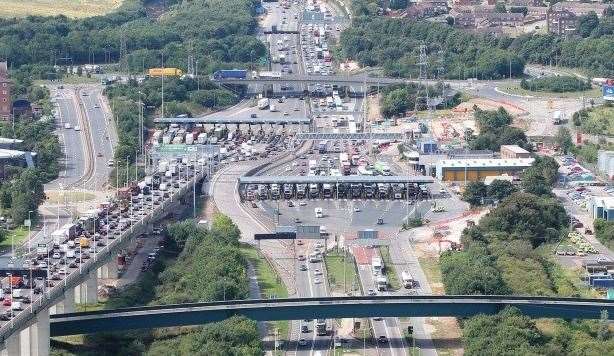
[0,0,124,18]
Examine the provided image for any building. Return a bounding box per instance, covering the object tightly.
[588,196,614,221]
[500,145,531,159]
[0,62,10,121]
[551,1,610,17]
[598,151,614,180]
[547,9,577,35]
[479,12,525,27]
[454,12,477,28]
[404,1,449,19]
[435,158,534,182]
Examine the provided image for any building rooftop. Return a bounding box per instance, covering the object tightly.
[437,158,534,168]
[0,137,23,145]
[591,196,614,210]
[0,148,32,160]
[501,145,530,154]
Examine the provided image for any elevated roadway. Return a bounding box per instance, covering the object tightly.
[213,74,407,86]
[49,296,614,336]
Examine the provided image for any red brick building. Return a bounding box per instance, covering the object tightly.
[0,62,11,121]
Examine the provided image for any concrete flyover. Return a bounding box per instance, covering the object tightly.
[154,116,311,125]
[49,296,614,336]
[212,74,408,86]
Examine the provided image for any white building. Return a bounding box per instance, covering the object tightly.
[588,196,614,222]
[597,151,614,180]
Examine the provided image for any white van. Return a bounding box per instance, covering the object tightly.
[159,183,168,191]
[315,207,323,218]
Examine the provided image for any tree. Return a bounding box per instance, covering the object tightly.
[487,180,517,202]
[555,126,573,154]
[495,2,507,13]
[462,182,488,207]
[578,12,600,38]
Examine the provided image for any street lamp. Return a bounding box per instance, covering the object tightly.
[27,210,34,255]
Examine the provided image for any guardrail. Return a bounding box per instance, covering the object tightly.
[0,170,207,342]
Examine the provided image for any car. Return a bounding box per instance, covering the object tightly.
[283,112,289,116]
[334,336,342,347]
[64,122,71,129]
[298,338,308,346]
[288,201,294,207]
[3,298,11,306]
[52,253,61,259]
[97,152,103,158]
[354,207,361,212]
[250,113,257,118]
[251,202,258,208]
[93,104,100,109]
[314,269,322,275]
[300,264,308,271]
[314,277,321,284]
[294,217,301,224]
[298,255,306,261]
[378,336,388,343]
[299,201,307,206]
[74,125,81,131]
[368,289,377,296]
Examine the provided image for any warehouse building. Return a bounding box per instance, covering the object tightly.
[589,196,614,221]
[435,158,534,182]
[500,145,531,159]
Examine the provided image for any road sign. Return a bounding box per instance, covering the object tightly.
[254,232,296,240]
[296,225,321,239]
[357,230,378,239]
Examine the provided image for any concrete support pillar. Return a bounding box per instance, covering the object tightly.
[74,284,82,304]
[19,327,30,356]
[106,260,119,279]
[64,287,75,313]
[85,270,97,304]
[1,331,20,356]
[98,265,108,279]
[30,308,50,356]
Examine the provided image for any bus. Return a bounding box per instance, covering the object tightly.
[402,271,415,289]
[348,121,357,134]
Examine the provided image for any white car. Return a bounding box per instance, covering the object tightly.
[314,277,321,284]
[64,122,71,129]
[74,125,81,131]
[314,269,322,276]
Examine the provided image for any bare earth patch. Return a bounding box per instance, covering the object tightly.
[0,0,123,18]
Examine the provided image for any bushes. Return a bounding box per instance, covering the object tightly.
[520,76,592,93]
[594,219,614,250]
[467,107,531,151]
[379,83,460,118]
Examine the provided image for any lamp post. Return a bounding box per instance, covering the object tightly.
[27,210,33,254]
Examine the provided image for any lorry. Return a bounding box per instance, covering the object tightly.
[316,319,327,336]
[257,98,270,110]
[372,256,383,275]
[552,110,562,125]
[376,275,388,291]
[270,184,281,199]
[318,140,328,153]
[148,68,183,77]
[402,271,415,288]
[377,183,390,199]
[213,69,247,80]
[296,184,307,198]
[80,236,90,248]
[269,104,277,112]
[283,184,294,199]
[36,243,48,257]
[309,184,319,198]
[322,183,333,198]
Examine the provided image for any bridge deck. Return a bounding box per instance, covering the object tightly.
[49,296,614,336]
[154,117,311,125]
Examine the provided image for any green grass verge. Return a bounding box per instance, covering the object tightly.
[324,251,359,294]
[75,303,106,312]
[240,245,289,340]
[378,246,400,291]
[0,227,29,249]
[499,84,601,99]
[46,191,96,204]
[418,256,444,294]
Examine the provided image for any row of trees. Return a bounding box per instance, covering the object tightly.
[466,107,531,152]
[571,104,614,137]
[520,76,592,93]
[56,215,262,355]
[594,218,614,251]
[339,3,614,78]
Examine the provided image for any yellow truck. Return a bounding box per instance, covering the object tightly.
[148,68,183,77]
[79,236,90,248]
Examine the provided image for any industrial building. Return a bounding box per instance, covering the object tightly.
[500,145,531,159]
[598,151,614,180]
[435,158,534,182]
[589,197,614,221]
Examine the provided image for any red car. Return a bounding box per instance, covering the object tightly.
[3,298,11,306]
